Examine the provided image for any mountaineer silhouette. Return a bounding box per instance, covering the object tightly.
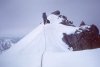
[42,12,50,24]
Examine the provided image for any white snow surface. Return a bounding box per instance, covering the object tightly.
[47,14,63,24]
[43,49,100,67]
[0,14,100,67]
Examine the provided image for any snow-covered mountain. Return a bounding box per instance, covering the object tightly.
[0,10,100,67]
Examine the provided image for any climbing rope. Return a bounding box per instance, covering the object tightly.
[41,23,47,67]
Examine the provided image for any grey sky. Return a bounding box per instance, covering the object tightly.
[0,0,100,37]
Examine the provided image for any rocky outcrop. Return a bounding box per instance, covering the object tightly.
[62,24,100,51]
[59,15,75,26]
[60,19,75,27]
[43,10,75,26]
[80,21,86,26]
[51,10,60,15]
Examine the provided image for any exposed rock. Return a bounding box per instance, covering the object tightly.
[60,18,75,26]
[58,14,75,26]
[47,20,50,24]
[80,21,86,26]
[62,24,100,51]
[51,10,60,15]
[90,24,99,35]
[62,15,67,20]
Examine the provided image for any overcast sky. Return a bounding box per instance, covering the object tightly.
[0,0,100,37]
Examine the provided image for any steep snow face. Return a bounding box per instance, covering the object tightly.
[0,24,46,67]
[2,24,45,54]
[4,24,78,54]
[4,14,80,54]
[0,14,78,67]
[43,24,79,52]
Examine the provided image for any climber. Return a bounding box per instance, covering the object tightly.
[42,12,47,24]
[42,12,50,24]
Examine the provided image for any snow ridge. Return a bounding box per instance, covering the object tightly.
[0,11,100,67]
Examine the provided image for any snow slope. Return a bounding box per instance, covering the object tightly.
[0,14,100,67]
[43,48,100,67]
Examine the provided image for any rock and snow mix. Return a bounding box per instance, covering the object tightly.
[0,11,100,67]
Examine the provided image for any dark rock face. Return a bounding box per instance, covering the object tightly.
[60,20,75,27]
[51,10,60,15]
[62,24,100,51]
[59,15,75,27]
[80,21,86,26]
